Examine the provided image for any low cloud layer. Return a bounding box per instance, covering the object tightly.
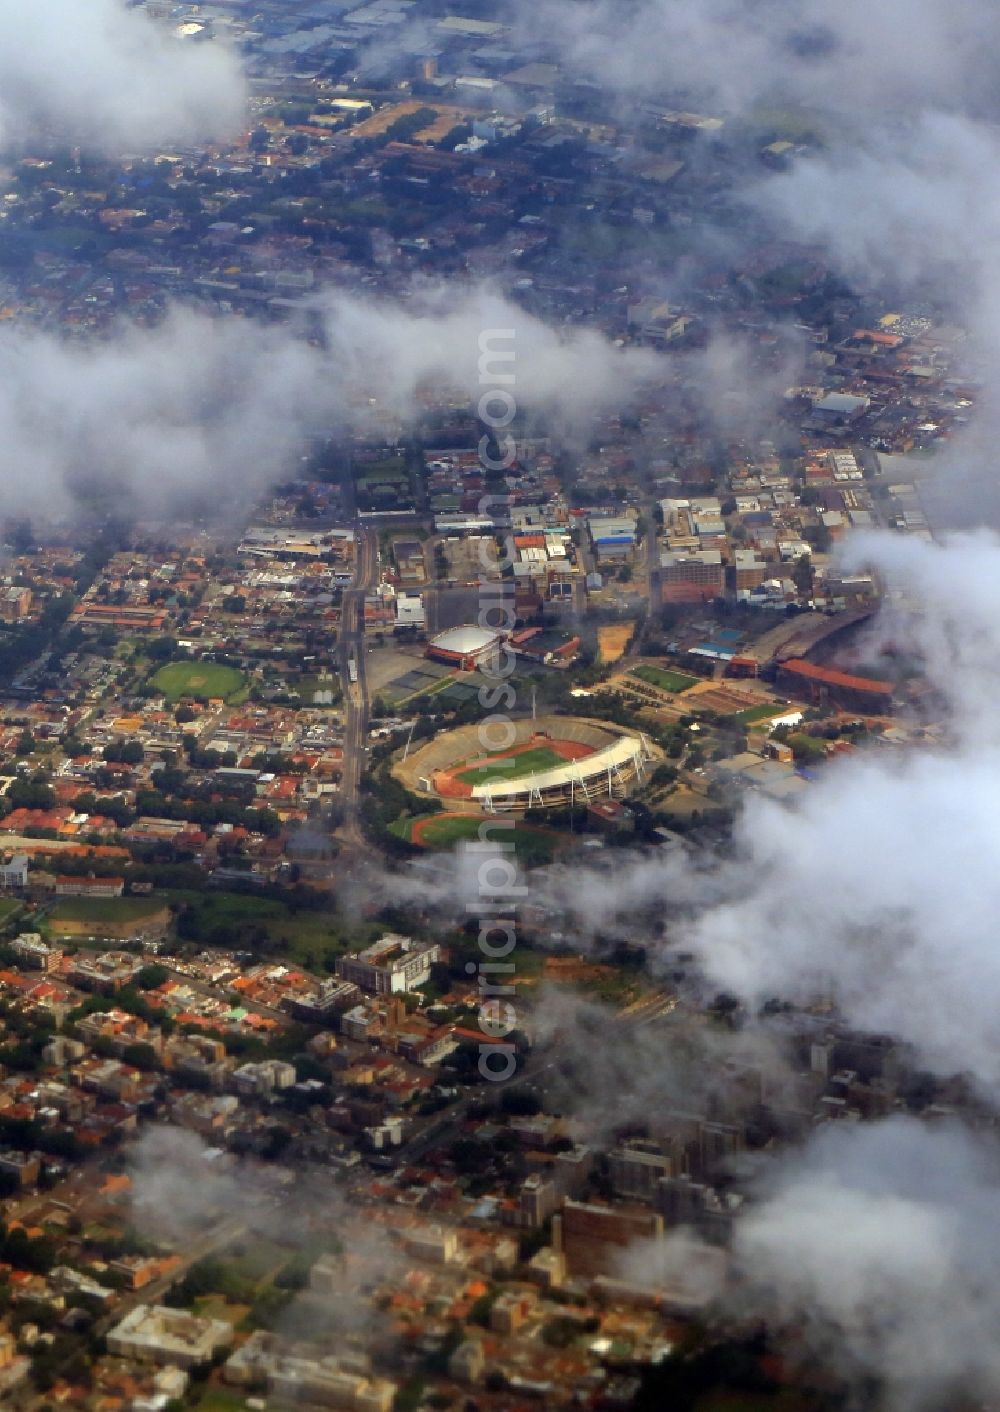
[0,307,321,523]
[515,0,1000,121]
[685,531,1000,1091]
[0,0,246,152]
[0,284,660,522]
[129,1125,269,1246]
[734,1117,1000,1409]
[314,284,661,431]
[755,111,1000,525]
[529,986,798,1141]
[128,1126,403,1340]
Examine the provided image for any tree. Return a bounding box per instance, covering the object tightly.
[147,636,179,662]
[136,964,170,990]
[788,732,827,764]
[791,553,815,599]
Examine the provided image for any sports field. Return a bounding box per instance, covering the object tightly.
[50,896,167,925]
[151,661,248,703]
[49,896,169,937]
[455,745,566,788]
[734,703,783,725]
[397,813,558,865]
[631,664,699,693]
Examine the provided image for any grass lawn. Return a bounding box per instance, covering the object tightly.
[83,1223,121,1244]
[49,896,167,926]
[406,675,454,700]
[151,660,248,704]
[194,1296,252,1326]
[407,813,558,865]
[296,673,341,706]
[734,703,783,725]
[33,226,113,254]
[194,1389,253,1412]
[166,889,379,969]
[632,664,699,693]
[455,745,566,788]
[223,1239,291,1282]
[0,898,24,926]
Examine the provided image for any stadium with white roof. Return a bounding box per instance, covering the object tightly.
[395,715,657,814]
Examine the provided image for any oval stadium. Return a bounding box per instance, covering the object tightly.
[394,715,657,814]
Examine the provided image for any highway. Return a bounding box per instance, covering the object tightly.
[336,525,379,845]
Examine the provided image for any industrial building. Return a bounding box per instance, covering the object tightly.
[588,514,637,563]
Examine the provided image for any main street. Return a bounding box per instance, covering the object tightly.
[336,525,379,845]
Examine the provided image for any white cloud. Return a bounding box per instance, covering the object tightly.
[734,1118,1000,1409]
[0,0,246,152]
[0,284,659,520]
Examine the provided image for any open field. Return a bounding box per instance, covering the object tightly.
[394,813,559,865]
[349,99,471,143]
[597,622,634,663]
[49,896,168,928]
[165,890,378,968]
[193,1296,251,1327]
[151,661,248,703]
[455,745,568,788]
[0,898,24,926]
[631,664,699,693]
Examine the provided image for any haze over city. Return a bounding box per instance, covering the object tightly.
[0,3,992,1411]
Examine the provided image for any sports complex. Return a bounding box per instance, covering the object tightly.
[394,715,657,813]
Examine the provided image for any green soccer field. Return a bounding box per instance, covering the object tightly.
[49,896,167,928]
[455,745,566,788]
[409,814,558,865]
[631,665,699,693]
[734,703,782,725]
[151,661,248,703]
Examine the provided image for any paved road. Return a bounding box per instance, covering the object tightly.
[91,1214,248,1339]
[336,526,379,845]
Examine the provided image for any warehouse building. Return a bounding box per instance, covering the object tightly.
[588,515,637,564]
